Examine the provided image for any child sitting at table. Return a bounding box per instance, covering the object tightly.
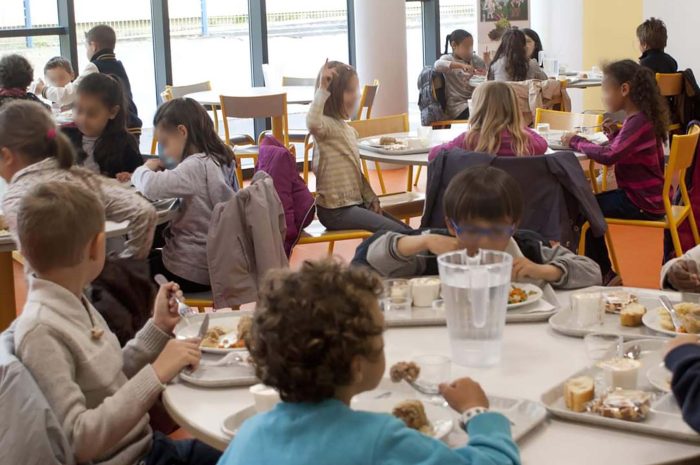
[13,181,221,465]
[132,97,237,293]
[562,59,669,284]
[488,29,547,82]
[64,72,143,181]
[353,166,601,289]
[35,56,98,111]
[217,258,521,465]
[0,54,47,110]
[0,100,156,259]
[307,59,411,233]
[664,335,700,433]
[428,81,547,161]
[434,29,486,120]
[637,18,678,74]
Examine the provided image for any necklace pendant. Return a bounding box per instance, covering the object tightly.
[91,328,104,340]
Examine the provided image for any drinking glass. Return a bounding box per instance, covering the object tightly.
[413,354,451,389]
[584,333,623,362]
[382,279,412,320]
[570,292,604,328]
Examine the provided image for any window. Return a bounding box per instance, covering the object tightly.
[439,0,478,50]
[0,38,62,81]
[168,0,252,137]
[406,0,424,127]
[1,0,59,29]
[74,0,157,126]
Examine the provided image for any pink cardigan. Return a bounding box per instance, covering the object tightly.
[428,128,548,161]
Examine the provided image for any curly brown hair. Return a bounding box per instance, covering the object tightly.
[250,259,384,403]
[0,54,34,89]
[603,60,669,143]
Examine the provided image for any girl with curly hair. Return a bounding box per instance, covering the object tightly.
[218,259,520,465]
[0,54,48,110]
[487,29,546,82]
[563,59,670,283]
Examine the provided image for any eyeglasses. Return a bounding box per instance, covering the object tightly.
[449,219,515,241]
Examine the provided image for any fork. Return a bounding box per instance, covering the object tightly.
[659,296,683,332]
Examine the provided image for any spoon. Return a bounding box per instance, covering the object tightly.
[623,344,641,360]
[154,274,196,316]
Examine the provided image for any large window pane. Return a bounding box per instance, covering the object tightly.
[169,0,252,137]
[406,1,423,127]
[1,0,59,29]
[440,1,478,50]
[74,0,157,127]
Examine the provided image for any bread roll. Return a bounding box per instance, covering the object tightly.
[620,303,646,327]
[564,376,594,412]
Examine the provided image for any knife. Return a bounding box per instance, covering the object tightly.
[197,314,210,340]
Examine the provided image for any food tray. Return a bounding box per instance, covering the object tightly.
[548,287,679,340]
[179,352,257,388]
[541,339,699,443]
[358,134,430,156]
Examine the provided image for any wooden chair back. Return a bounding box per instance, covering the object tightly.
[348,113,409,139]
[356,80,380,120]
[534,108,603,132]
[219,93,289,146]
[656,73,683,97]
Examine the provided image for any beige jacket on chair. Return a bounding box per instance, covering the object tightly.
[208,171,288,307]
[508,79,571,126]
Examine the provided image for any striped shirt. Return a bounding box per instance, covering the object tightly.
[570,112,665,215]
[428,128,548,161]
[307,89,377,209]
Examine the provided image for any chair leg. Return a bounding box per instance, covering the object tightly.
[604,229,621,275]
[303,143,311,185]
[601,166,608,192]
[413,166,422,187]
[375,162,387,195]
[669,223,684,259]
[588,160,600,194]
[211,107,220,133]
[327,241,335,255]
[406,165,414,193]
[362,159,370,181]
[578,222,590,256]
[688,209,700,246]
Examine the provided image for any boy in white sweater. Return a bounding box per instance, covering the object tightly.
[13,182,221,465]
[661,245,700,292]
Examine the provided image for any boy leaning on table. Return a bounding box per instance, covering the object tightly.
[12,182,221,465]
[661,245,700,433]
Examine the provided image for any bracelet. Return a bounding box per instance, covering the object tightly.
[459,406,489,428]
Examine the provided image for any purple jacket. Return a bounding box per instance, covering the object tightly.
[256,136,316,256]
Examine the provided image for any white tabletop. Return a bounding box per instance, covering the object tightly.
[184,86,315,107]
[163,287,700,464]
[358,131,588,167]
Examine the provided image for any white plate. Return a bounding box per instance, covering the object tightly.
[179,353,257,388]
[174,311,250,354]
[647,363,673,392]
[508,283,543,310]
[221,405,258,438]
[351,398,454,441]
[642,309,684,337]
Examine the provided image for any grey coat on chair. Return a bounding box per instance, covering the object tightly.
[208,171,289,308]
[421,149,607,251]
[0,323,75,465]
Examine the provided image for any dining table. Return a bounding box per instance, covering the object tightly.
[184,85,315,107]
[0,203,179,331]
[162,287,700,465]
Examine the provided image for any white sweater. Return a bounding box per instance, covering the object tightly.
[15,276,170,465]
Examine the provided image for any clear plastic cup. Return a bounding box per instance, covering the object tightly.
[571,292,604,328]
[382,279,412,320]
[413,354,451,391]
[584,333,623,362]
[437,249,512,367]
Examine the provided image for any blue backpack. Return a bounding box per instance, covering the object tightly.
[417,66,448,126]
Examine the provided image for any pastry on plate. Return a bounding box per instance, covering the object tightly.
[603,291,638,314]
[589,389,652,422]
[620,303,646,327]
[390,361,420,383]
[201,326,228,348]
[392,399,432,434]
[564,376,594,412]
[379,136,398,146]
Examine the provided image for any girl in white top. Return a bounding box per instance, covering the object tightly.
[488,29,547,82]
[132,98,238,292]
[434,29,487,120]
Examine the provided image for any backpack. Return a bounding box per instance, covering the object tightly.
[417,66,448,126]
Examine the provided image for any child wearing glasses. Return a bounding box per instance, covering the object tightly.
[353,166,601,289]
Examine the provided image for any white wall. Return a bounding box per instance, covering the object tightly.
[643,0,700,73]
[531,0,584,111]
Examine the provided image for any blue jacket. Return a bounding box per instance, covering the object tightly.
[218,399,520,465]
[665,343,700,433]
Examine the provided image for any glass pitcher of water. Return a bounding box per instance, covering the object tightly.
[437,249,512,367]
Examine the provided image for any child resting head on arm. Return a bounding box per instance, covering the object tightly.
[218,258,521,465]
[13,181,220,465]
[355,166,601,289]
[428,81,547,160]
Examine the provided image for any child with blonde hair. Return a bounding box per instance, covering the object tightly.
[307,60,411,233]
[429,81,547,160]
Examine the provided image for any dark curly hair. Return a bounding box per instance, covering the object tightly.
[0,54,34,89]
[603,59,669,143]
[250,259,384,403]
[489,28,529,81]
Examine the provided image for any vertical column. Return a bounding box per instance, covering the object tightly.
[151,0,173,105]
[353,0,408,116]
[24,0,33,48]
[248,0,269,136]
[421,0,441,67]
[201,0,209,37]
[57,0,78,76]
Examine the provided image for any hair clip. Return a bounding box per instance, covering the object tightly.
[46,128,57,140]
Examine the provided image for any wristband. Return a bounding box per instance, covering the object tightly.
[459,406,489,428]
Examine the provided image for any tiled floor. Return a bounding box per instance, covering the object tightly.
[11,163,666,314]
